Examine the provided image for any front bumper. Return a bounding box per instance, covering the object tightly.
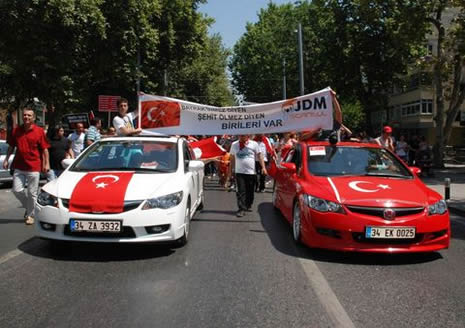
[34,199,187,243]
[300,205,450,253]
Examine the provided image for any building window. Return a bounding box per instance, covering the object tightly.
[421,99,433,114]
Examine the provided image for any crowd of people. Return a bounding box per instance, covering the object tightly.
[2,97,433,224]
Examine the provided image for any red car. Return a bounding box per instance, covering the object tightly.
[272,139,450,253]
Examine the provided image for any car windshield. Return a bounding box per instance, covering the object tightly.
[70,140,178,173]
[307,145,412,178]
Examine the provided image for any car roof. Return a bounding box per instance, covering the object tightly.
[99,136,180,143]
[303,140,382,149]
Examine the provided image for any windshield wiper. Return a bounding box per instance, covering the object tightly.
[363,172,409,178]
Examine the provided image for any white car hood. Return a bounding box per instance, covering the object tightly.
[45,171,180,200]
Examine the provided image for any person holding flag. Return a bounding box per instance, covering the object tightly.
[113,98,142,136]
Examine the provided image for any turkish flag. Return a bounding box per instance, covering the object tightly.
[69,172,134,213]
[141,100,181,129]
[190,137,226,159]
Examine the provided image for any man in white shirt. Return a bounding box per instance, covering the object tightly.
[375,126,395,152]
[230,135,267,217]
[68,123,85,157]
[113,98,142,136]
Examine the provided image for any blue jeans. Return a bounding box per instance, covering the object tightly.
[46,169,63,182]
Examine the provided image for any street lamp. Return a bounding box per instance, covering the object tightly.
[297,23,304,96]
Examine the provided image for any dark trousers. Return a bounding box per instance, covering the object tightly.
[235,173,256,211]
[255,161,266,191]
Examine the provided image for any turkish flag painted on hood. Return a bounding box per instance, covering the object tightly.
[141,100,181,129]
[69,172,134,213]
[190,137,226,159]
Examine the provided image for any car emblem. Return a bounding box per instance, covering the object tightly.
[383,208,396,220]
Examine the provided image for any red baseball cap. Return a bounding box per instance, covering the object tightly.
[383,126,392,133]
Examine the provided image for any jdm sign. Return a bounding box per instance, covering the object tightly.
[98,95,120,112]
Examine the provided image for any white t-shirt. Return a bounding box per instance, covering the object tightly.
[113,112,137,136]
[68,132,85,156]
[255,139,268,162]
[230,140,261,175]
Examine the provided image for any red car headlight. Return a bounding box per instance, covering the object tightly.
[302,194,345,214]
[428,200,447,215]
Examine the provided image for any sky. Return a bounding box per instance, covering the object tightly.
[198,0,293,49]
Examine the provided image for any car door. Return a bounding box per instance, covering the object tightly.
[281,144,303,220]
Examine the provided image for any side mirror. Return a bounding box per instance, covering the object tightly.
[409,166,421,176]
[61,158,76,169]
[188,160,204,171]
[281,162,296,173]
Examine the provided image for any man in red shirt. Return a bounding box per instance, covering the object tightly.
[2,107,50,225]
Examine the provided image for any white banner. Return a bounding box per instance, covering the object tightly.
[139,87,334,135]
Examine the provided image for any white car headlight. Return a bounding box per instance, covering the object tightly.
[142,191,183,210]
[428,200,447,215]
[37,190,58,207]
[302,194,345,213]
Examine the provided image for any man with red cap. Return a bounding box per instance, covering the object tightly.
[376,126,395,152]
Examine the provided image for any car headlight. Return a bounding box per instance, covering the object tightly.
[428,200,447,215]
[142,191,183,210]
[302,194,345,213]
[37,190,58,207]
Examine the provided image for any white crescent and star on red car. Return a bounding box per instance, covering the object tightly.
[348,181,391,193]
[92,174,120,189]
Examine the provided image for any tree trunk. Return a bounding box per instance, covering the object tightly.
[431,8,446,169]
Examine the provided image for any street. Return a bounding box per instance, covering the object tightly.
[1,179,465,328]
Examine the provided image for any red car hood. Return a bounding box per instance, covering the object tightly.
[318,176,435,208]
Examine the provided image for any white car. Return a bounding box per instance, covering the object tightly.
[0,140,14,184]
[35,136,204,245]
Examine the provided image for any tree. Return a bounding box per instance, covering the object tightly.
[0,0,231,115]
[426,1,465,167]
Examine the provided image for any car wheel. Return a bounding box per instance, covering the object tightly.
[292,201,302,244]
[177,200,191,246]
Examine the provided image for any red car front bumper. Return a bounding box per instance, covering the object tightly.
[300,205,450,253]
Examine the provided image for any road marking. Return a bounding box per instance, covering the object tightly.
[297,254,356,328]
[0,248,23,265]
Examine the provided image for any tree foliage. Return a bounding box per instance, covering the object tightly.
[0,0,232,114]
[229,0,430,129]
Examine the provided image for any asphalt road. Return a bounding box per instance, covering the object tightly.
[1,179,465,328]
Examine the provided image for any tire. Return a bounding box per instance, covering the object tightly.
[292,201,302,244]
[176,200,191,247]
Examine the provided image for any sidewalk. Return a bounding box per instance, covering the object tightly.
[421,164,465,216]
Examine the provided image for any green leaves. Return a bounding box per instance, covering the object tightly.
[0,0,230,113]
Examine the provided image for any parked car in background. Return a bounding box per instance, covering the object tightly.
[0,140,14,185]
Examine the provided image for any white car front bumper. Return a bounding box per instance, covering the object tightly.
[34,198,187,243]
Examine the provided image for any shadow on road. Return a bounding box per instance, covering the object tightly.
[18,237,177,262]
[258,202,443,265]
[0,219,25,224]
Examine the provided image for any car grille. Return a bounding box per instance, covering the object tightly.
[352,232,424,244]
[346,206,424,218]
[63,225,136,238]
[61,199,143,213]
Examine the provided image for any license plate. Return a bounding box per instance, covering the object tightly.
[69,219,122,233]
[365,226,416,239]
